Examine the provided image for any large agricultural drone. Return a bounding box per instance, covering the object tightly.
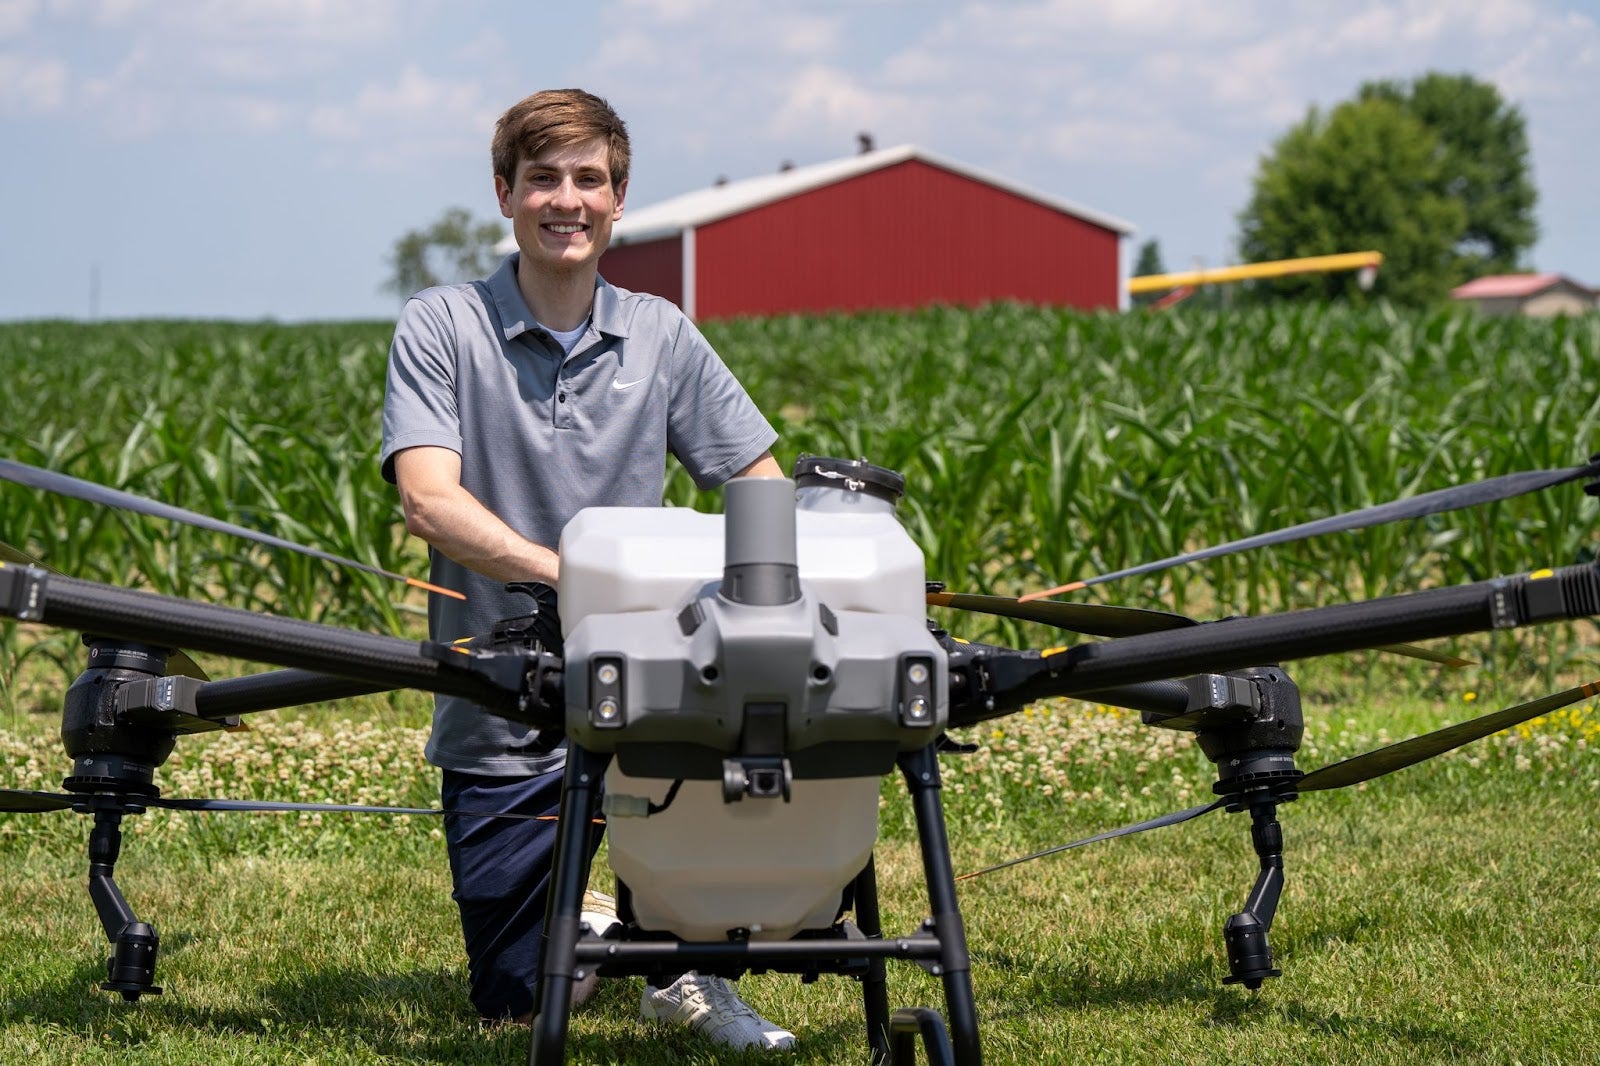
[2,452,1599,1066]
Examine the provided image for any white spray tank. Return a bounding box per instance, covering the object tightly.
[558,457,946,942]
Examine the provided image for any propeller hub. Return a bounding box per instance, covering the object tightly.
[64,753,162,798]
[1212,755,1304,801]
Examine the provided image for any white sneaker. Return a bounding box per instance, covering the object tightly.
[581,889,621,938]
[639,971,797,1050]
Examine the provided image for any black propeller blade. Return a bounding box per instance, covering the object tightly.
[152,797,449,816]
[1024,456,1600,600]
[955,799,1228,881]
[932,589,1470,667]
[0,789,77,812]
[151,798,596,822]
[0,458,462,601]
[1297,680,1600,792]
[1371,643,1473,668]
[959,681,1599,881]
[927,591,1197,638]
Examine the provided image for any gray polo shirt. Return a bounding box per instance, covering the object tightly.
[380,253,778,775]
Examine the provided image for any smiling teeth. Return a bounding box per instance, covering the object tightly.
[548,224,584,234]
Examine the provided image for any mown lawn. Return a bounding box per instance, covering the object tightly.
[2,680,1595,1065]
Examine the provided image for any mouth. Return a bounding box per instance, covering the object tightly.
[542,222,588,237]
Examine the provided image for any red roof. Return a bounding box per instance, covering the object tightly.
[1451,273,1592,299]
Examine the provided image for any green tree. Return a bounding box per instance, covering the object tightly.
[1359,72,1538,277]
[384,208,507,299]
[1132,236,1171,307]
[1131,239,1166,307]
[1132,238,1165,278]
[1237,97,1466,305]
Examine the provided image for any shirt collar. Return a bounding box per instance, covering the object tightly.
[488,253,630,343]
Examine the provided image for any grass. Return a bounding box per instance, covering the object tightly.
[2,306,1598,1061]
[1,681,1595,1064]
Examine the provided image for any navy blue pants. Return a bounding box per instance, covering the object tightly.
[441,767,604,1021]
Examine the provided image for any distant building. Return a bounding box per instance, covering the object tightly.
[498,145,1134,320]
[1450,274,1597,317]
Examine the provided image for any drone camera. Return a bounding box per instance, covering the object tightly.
[723,755,794,802]
[898,654,937,727]
[589,656,625,729]
[747,768,785,797]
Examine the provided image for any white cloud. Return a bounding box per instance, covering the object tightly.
[767,63,933,147]
[8,0,452,143]
[81,0,415,41]
[592,0,867,163]
[1485,6,1600,103]
[619,0,720,21]
[310,66,487,137]
[1041,112,1207,166]
[608,0,843,64]
[69,38,291,137]
[0,0,40,38]
[306,65,498,168]
[0,49,66,112]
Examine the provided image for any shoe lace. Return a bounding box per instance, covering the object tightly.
[695,975,761,1022]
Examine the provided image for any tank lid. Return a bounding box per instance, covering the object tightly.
[791,455,905,504]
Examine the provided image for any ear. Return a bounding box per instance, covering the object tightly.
[495,174,514,219]
[612,177,628,220]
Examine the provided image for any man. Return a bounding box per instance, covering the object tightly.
[380,88,794,1051]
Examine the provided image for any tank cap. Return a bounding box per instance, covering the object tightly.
[791,455,906,504]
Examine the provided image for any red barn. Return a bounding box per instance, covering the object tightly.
[502,145,1134,320]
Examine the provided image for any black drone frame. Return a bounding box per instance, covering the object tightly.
[5,549,1600,1065]
[2,452,1599,1065]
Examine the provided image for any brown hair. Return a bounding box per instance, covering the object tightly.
[491,89,630,189]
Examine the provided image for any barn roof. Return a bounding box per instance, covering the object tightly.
[1452,273,1595,299]
[496,145,1135,254]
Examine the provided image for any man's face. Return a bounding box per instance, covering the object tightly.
[495,137,626,275]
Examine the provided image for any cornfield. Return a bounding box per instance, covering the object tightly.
[2,305,1597,692]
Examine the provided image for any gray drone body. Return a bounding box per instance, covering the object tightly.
[556,464,947,940]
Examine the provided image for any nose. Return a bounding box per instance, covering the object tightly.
[551,176,582,210]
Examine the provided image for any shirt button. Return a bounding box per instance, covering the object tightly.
[558,392,566,402]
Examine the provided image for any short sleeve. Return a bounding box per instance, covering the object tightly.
[665,315,779,489]
[380,295,465,484]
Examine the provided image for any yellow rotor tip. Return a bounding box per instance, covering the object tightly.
[1019,581,1085,603]
[409,577,467,601]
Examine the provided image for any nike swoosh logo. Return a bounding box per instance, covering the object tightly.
[612,377,646,390]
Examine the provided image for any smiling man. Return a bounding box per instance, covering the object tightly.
[379,89,789,1049]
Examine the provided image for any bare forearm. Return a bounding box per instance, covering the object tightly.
[406,485,560,585]
[394,447,560,584]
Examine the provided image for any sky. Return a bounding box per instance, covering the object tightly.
[2,0,1596,322]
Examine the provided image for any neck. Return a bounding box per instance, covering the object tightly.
[516,260,597,332]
